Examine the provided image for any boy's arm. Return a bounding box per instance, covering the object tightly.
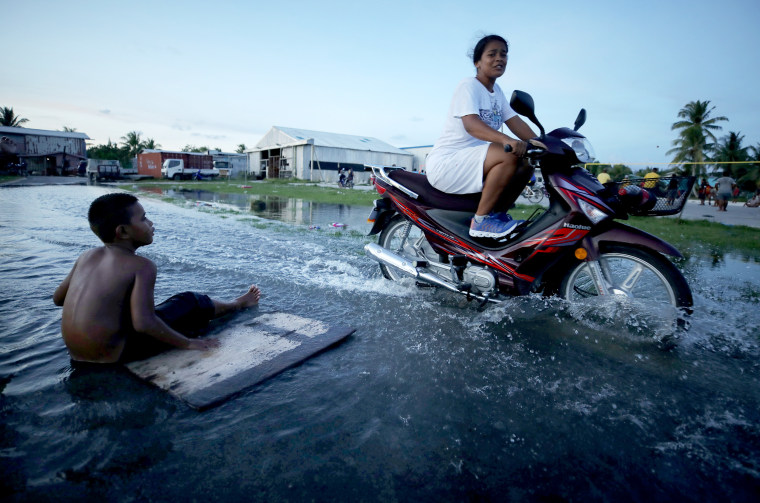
[130,259,219,350]
[54,261,77,306]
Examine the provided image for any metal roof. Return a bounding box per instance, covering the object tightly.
[255,126,410,155]
[0,126,90,140]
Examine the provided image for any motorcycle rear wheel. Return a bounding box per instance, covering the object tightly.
[377,215,436,281]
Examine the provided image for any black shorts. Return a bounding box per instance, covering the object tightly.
[119,292,215,363]
[155,291,215,335]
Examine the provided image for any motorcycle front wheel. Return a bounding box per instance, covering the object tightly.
[377,215,435,281]
[560,244,692,307]
[558,244,692,340]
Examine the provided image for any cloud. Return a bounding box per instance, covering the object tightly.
[192,132,228,140]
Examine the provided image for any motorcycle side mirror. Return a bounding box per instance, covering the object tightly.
[510,90,545,138]
[574,109,587,131]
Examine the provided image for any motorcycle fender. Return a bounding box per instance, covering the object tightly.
[367,199,396,236]
[582,222,683,259]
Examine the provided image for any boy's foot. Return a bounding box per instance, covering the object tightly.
[469,213,523,239]
[236,285,261,309]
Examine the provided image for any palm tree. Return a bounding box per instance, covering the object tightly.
[120,131,144,158]
[668,127,709,176]
[713,131,747,159]
[668,100,728,176]
[739,143,760,191]
[141,138,161,150]
[713,131,748,172]
[1,107,29,127]
[236,143,247,154]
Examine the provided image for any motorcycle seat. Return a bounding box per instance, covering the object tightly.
[388,170,481,212]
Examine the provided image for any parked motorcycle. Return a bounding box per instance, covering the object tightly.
[365,90,694,342]
[521,175,545,203]
[338,170,355,189]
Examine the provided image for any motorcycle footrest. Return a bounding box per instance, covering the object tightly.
[415,281,436,288]
[456,282,473,292]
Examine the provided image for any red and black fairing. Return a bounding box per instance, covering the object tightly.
[370,168,602,296]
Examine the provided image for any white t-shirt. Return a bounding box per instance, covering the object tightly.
[715,176,736,195]
[426,78,517,194]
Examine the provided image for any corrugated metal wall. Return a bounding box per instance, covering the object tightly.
[24,135,86,157]
[300,145,413,182]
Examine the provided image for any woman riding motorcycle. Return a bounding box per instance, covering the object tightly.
[425,34,543,239]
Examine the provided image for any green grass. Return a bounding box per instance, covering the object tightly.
[626,215,760,259]
[126,178,378,206]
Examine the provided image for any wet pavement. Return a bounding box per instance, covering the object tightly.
[0,175,86,187]
[674,199,760,229]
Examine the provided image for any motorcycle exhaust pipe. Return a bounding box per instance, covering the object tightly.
[364,243,501,304]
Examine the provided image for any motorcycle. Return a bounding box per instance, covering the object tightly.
[365,90,695,342]
[338,170,355,189]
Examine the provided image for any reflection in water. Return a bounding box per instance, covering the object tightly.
[152,187,372,230]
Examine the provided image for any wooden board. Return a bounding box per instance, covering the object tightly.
[125,312,354,410]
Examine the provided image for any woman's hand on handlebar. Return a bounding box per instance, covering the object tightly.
[528,139,547,151]
[503,139,528,156]
[504,138,546,157]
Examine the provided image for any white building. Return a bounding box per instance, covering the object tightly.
[400,145,433,173]
[247,126,414,183]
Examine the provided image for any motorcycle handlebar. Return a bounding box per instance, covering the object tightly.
[504,142,545,157]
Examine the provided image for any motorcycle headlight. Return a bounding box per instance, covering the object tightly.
[562,137,596,163]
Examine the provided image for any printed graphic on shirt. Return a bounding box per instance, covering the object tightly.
[479,97,503,130]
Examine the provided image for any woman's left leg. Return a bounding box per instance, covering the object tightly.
[477,143,533,215]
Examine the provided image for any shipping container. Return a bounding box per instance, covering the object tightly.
[137,151,213,178]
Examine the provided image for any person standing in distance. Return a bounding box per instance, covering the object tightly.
[425,34,542,239]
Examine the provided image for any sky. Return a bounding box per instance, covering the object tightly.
[2,0,759,166]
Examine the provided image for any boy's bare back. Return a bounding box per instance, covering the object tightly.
[54,246,155,363]
[55,194,258,364]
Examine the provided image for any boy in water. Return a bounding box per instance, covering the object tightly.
[54,193,261,364]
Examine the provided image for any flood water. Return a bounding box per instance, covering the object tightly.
[146,185,374,230]
[1,185,759,502]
